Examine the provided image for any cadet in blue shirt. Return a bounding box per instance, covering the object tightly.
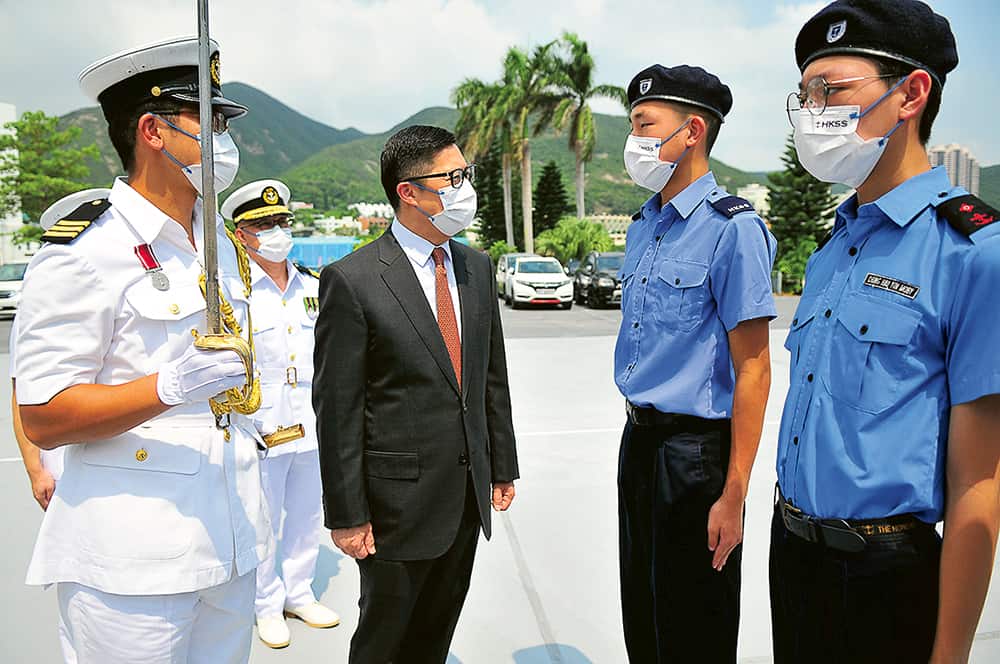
[614,64,777,663]
[772,2,1000,662]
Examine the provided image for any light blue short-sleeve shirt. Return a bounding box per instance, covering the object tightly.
[776,167,1000,523]
[614,172,778,419]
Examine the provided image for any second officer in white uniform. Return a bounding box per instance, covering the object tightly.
[223,180,340,649]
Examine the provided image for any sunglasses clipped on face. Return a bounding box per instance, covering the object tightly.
[404,164,476,190]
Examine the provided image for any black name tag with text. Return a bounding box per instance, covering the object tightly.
[863,273,919,300]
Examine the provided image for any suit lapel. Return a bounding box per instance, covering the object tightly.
[379,232,461,396]
[451,242,477,400]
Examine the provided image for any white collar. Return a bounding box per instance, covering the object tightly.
[391,219,452,268]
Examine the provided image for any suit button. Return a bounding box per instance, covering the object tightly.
[135,448,148,462]
[168,304,180,315]
[458,453,468,465]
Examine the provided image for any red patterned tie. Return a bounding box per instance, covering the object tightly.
[432,247,461,387]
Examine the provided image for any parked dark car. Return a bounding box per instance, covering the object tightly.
[573,251,624,308]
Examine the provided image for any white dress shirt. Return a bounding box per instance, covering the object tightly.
[16,177,271,595]
[390,219,462,340]
[248,259,319,457]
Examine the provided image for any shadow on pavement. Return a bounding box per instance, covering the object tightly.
[311,544,347,600]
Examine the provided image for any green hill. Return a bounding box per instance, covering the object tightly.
[59,83,768,215]
[59,81,364,192]
[285,105,768,215]
[980,164,1000,208]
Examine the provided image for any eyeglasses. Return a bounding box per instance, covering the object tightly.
[404,164,476,190]
[172,109,230,134]
[785,74,902,127]
[240,216,292,232]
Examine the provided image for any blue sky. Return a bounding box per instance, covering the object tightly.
[1,0,997,171]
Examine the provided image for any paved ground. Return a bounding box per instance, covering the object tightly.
[1,299,998,663]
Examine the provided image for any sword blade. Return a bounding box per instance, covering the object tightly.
[197,0,221,333]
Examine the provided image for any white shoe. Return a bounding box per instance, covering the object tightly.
[257,614,291,649]
[284,602,341,628]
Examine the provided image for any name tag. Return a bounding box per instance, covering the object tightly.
[863,273,919,300]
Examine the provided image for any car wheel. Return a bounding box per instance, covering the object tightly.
[585,288,597,308]
[561,302,573,310]
[573,284,584,305]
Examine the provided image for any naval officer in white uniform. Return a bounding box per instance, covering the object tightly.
[223,180,340,649]
[15,39,271,664]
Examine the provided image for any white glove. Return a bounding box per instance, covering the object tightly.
[156,344,248,406]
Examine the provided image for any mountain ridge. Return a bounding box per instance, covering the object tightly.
[56,82,999,212]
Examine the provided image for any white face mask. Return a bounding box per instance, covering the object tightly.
[157,115,241,195]
[792,80,905,189]
[623,119,692,192]
[248,226,293,263]
[413,179,478,237]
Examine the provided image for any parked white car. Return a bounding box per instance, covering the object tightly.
[0,262,29,316]
[506,257,573,309]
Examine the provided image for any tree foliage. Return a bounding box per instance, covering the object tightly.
[0,110,100,222]
[487,240,518,264]
[535,217,613,265]
[533,160,569,236]
[766,134,836,293]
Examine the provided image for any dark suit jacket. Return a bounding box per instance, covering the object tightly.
[312,230,519,561]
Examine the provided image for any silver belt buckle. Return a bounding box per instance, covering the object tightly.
[286,366,298,387]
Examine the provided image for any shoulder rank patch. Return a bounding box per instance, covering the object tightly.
[295,263,320,279]
[631,210,642,221]
[815,229,834,253]
[938,194,999,236]
[41,198,110,244]
[709,195,754,219]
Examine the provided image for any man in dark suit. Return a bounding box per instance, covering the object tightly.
[312,125,519,664]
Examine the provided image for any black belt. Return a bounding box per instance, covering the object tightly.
[777,487,926,553]
[625,402,727,432]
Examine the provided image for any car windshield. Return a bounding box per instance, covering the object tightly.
[0,263,28,281]
[596,256,623,271]
[516,261,562,274]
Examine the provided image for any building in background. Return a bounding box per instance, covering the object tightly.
[736,183,771,218]
[928,143,980,195]
[0,102,32,266]
[587,214,631,245]
[348,202,394,219]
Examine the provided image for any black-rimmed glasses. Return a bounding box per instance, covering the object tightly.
[404,164,476,189]
[785,74,902,127]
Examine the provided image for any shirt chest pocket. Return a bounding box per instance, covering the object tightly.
[783,294,819,366]
[124,279,207,354]
[823,295,922,415]
[654,259,709,332]
[619,254,640,309]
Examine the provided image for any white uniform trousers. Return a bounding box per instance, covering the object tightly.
[255,449,323,617]
[56,569,255,664]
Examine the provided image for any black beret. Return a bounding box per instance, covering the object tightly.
[627,64,733,122]
[795,0,958,87]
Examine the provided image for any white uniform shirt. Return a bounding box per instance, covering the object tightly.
[16,178,271,595]
[390,220,462,340]
[9,317,64,479]
[248,259,319,457]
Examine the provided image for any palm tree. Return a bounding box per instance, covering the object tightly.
[452,79,516,247]
[502,42,562,254]
[550,32,628,219]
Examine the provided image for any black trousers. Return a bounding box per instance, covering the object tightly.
[769,505,941,663]
[618,417,741,664]
[349,478,481,664]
